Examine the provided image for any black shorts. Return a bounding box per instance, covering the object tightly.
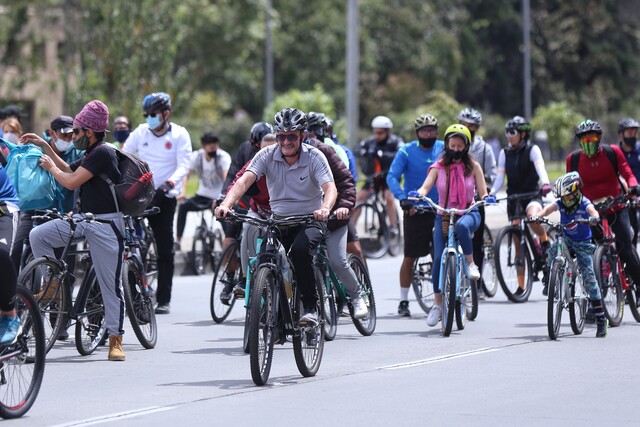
[507,197,543,220]
[403,210,435,258]
[361,173,389,192]
[347,220,359,243]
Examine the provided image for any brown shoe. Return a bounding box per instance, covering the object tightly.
[108,336,126,361]
[34,277,61,305]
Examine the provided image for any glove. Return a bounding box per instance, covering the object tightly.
[400,199,414,211]
[589,216,600,225]
[158,180,175,193]
[541,184,552,196]
[407,190,421,199]
[483,195,497,204]
[529,215,539,223]
[629,186,640,196]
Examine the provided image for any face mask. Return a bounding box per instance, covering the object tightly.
[418,138,436,148]
[623,137,637,146]
[3,132,18,144]
[113,130,130,143]
[205,150,217,159]
[146,114,162,130]
[55,138,74,153]
[73,135,90,151]
[580,141,600,158]
[446,148,466,160]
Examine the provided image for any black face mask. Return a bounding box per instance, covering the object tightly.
[623,137,637,146]
[205,150,217,159]
[418,138,436,148]
[446,148,466,160]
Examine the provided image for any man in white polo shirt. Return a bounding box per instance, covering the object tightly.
[215,108,337,325]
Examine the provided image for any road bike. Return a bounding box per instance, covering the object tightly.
[189,209,224,275]
[526,217,591,340]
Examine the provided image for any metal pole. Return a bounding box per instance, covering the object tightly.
[523,0,532,119]
[346,0,359,149]
[265,0,274,107]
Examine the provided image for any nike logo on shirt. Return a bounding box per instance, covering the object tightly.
[300,176,308,181]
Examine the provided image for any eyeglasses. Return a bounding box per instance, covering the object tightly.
[143,112,160,119]
[417,128,438,136]
[72,128,86,135]
[276,133,300,143]
[505,128,519,136]
[579,134,599,143]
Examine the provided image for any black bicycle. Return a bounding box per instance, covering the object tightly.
[189,209,224,275]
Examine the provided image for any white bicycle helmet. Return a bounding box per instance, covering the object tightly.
[371,115,393,129]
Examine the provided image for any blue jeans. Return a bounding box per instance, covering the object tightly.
[546,238,601,300]
[432,211,481,293]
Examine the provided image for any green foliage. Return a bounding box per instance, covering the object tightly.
[263,84,336,123]
[531,101,585,156]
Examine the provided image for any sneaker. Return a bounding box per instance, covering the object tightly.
[397,300,411,317]
[299,308,318,326]
[0,315,22,346]
[173,241,181,252]
[596,316,608,338]
[57,321,71,341]
[585,304,596,324]
[426,304,442,327]
[220,278,235,305]
[108,335,126,361]
[514,287,525,296]
[352,296,369,319]
[154,303,170,315]
[34,277,61,305]
[477,286,487,301]
[467,264,481,280]
[232,282,245,299]
[389,225,399,237]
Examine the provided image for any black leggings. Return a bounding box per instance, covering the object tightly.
[0,248,16,311]
[176,195,213,239]
[472,204,486,272]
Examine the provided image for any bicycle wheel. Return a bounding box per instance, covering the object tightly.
[494,227,533,303]
[18,257,68,355]
[547,260,564,340]
[189,227,209,275]
[462,278,479,322]
[569,265,587,335]
[142,226,158,289]
[353,203,389,259]
[349,254,376,336]
[74,268,108,356]
[249,266,276,386]
[594,245,624,327]
[442,253,456,337]
[481,225,498,297]
[293,266,325,378]
[242,307,250,354]
[209,241,240,323]
[321,267,338,342]
[0,287,45,419]
[122,259,157,349]
[412,255,435,314]
[625,275,640,323]
[210,228,224,270]
[388,220,403,257]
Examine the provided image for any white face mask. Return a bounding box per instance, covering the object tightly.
[54,138,74,153]
[3,132,18,144]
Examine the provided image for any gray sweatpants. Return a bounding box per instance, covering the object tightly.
[326,224,360,300]
[29,213,126,337]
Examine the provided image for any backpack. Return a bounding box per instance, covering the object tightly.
[2,139,63,211]
[569,144,626,192]
[100,145,156,216]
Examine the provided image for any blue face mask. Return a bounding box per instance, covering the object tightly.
[113,130,130,143]
[146,115,162,130]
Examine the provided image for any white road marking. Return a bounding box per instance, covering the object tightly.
[378,347,501,370]
[50,405,176,427]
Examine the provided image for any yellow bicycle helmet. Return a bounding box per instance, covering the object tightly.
[443,124,472,146]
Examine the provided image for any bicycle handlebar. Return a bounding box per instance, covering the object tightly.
[592,194,637,212]
[223,211,329,228]
[525,216,595,230]
[495,190,542,202]
[407,195,492,216]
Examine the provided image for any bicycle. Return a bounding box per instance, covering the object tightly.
[410,196,489,336]
[480,223,498,297]
[352,173,402,258]
[0,286,45,419]
[526,217,591,340]
[19,211,110,356]
[134,207,159,291]
[209,233,242,324]
[225,212,325,386]
[316,243,376,341]
[494,190,550,303]
[409,206,436,314]
[189,209,224,275]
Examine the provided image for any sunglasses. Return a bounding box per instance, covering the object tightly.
[276,133,300,143]
[505,128,519,136]
[580,134,599,143]
[143,112,161,118]
[72,128,86,135]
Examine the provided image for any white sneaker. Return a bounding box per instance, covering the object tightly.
[426,304,442,327]
[467,263,481,280]
[352,297,368,319]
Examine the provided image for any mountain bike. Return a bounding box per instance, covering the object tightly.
[189,209,224,275]
[409,206,436,314]
[526,217,591,340]
[352,173,402,258]
[494,190,549,303]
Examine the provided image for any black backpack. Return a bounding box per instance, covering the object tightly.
[100,146,156,216]
[569,144,625,192]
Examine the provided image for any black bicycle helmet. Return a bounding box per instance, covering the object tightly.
[307,111,327,138]
[142,92,171,113]
[274,108,307,132]
[618,117,640,133]
[457,108,483,126]
[414,114,438,131]
[505,115,531,133]
[249,122,274,145]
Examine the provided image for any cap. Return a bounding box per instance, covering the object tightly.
[50,115,74,134]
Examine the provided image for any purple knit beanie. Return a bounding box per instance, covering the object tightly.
[74,100,110,132]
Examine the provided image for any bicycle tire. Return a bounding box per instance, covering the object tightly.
[388,220,403,257]
[0,287,45,419]
[412,255,435,314]
[242,307,250,354]
[547,260,564,340]
[594,245,624,327]
[442,253,456,337]
[569,264,587,335]
[189,227,209,275]
[349,254,376,336]
[353,203,389,259]
[122,259,157,349]
[211,228,224,270]
[465,279,479,321]
[249,266,276,386]
[18,257,68,355]
[142,225,158,289]
[74,268,108,356]
[494,227,533,303]
[322,267,338,342]
[293,266,325,378]
[625,279,640,323]
[209,242,240,323]
[481,225,498,297]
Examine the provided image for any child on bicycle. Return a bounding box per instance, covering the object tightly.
[531,171,607,337]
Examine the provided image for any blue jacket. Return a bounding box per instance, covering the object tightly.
[387,140,444,202]
[0,167,18,205]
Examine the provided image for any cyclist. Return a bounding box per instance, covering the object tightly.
[24,100,127,361]
[458,108,497,298]
[307,112,349,167]
[216,108,337,325]
[567,119,640,287]
[415,124,491,327]
[122,92,192,315]
[355,116,403,235]
[491,116,553,295]
[175,132,231,249]
[617,118,640,244]
[387,114,444,317]
[531,172,607,337]
[112,116,132,148]
[0,248,21,345]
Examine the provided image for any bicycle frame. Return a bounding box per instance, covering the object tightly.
[594,199,630,292]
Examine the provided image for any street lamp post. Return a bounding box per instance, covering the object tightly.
[346,0,359,150]
[523,0,532,119]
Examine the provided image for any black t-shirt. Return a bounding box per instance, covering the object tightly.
[71,142,121,214]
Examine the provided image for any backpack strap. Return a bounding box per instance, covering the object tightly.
[570,145,626,194]
[98,145,122,213]
[569,150,580,172]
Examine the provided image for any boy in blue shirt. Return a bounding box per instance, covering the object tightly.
[533,172,607,337]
